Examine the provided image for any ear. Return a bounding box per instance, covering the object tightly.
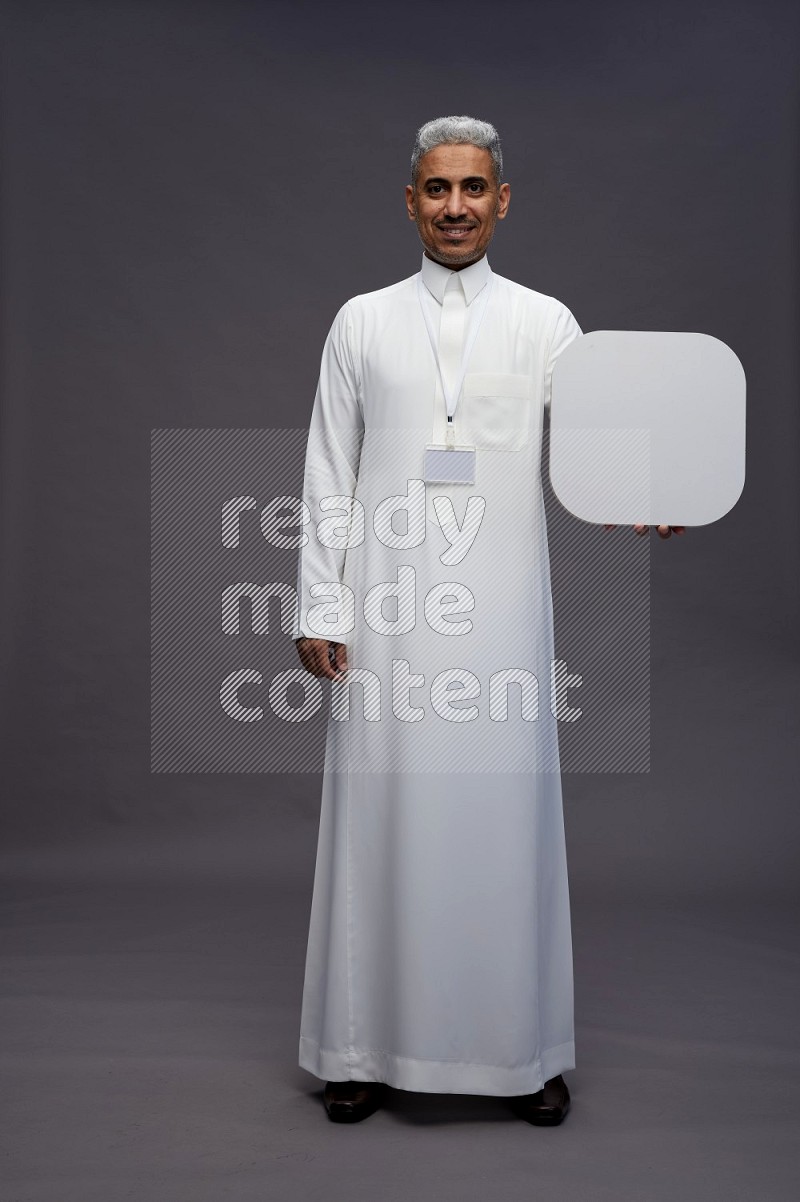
[497,182,511,220]
[405,183,417,221]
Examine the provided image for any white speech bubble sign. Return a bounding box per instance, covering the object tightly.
[549,331,746,526]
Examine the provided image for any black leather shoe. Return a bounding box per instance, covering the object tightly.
[509,1074,571,1125]
[323,1079,387,1123]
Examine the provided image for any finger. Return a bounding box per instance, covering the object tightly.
[295,639,314,673]
[671,526,686,535]
[656,524,671,538]
[317,646,341,681]
[332,642,349,677]
[633,523,649,536]
[604,524,617,531]
[303,646,331,679]
[296,639,339,680]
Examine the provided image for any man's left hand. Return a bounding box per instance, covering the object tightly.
[604,524,685,538]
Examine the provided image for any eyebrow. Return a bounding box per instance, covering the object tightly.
[422,175,491,187]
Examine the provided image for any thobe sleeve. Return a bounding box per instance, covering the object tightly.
[543,302,583,415]
[292,299,364,641]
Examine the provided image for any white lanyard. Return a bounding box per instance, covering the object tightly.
[416,271,493,432]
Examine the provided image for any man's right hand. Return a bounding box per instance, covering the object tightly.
[295,638,348,681]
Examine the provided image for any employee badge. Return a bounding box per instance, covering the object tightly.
[416,272,492,490]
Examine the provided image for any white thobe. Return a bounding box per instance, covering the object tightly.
[294,252,583,1095]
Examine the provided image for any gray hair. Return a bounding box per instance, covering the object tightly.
[411,115,503,187]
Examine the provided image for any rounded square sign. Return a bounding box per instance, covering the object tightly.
[549,331,746,526]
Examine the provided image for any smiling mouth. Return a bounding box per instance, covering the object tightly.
[437,225,476,240]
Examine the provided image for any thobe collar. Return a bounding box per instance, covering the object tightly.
[419,251,492,306]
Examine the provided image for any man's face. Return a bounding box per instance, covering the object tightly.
[405,143,510,269]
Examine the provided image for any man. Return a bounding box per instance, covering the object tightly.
[293,115,678,1127]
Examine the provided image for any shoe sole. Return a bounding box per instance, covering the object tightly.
[324,1086,386,1123]
[325,1102,382,1123]
[511,1099,571,1126]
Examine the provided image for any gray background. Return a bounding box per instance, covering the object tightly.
[1,1,798,1198]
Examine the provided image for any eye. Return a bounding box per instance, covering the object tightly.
[428,184,444,195]
[468,183,484,193]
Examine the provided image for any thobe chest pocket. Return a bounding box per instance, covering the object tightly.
[459,372,535,450]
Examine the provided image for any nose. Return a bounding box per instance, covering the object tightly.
[444,187,467,218]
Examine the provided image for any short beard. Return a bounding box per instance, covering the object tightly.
[418,224,484,269]
[414,198,498,269]
[425,245,480,268]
